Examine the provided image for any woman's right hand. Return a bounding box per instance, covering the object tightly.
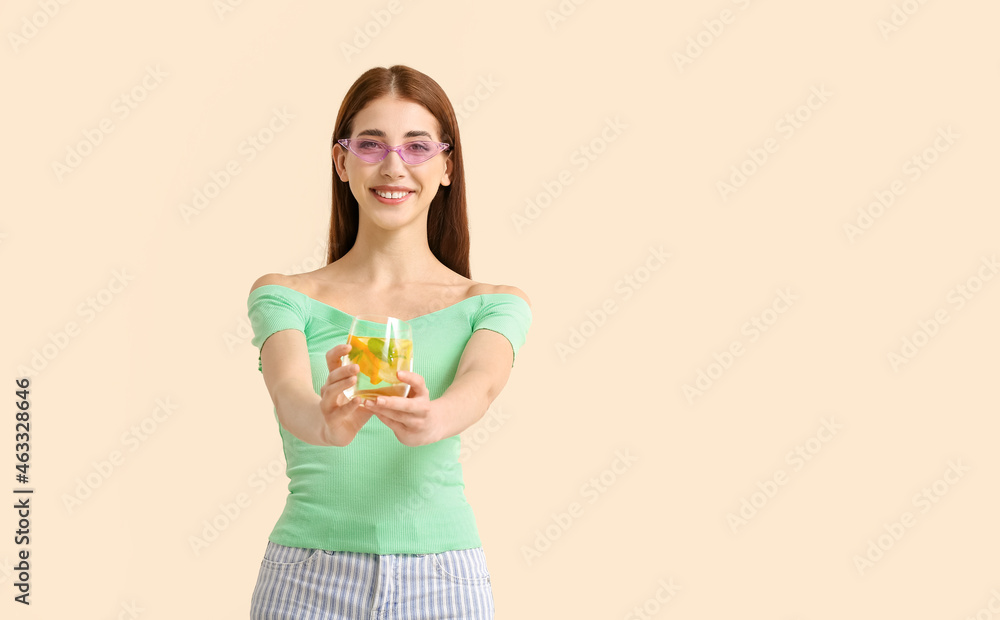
[319,343,373,446]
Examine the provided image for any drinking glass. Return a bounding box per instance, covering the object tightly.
[341,314,413,401]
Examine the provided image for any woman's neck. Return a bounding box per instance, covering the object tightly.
[336,241,443,287]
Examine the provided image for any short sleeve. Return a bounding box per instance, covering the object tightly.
[472,294,533,367]
[247,286,307,373]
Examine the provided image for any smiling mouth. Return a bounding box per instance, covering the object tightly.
[372,189,413,199]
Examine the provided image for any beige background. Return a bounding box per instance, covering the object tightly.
[3,0,999,617]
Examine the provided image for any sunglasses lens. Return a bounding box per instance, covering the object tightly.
[353,140,387,162]
[399,141,439,164]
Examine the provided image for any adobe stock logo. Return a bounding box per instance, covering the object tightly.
[843,126,958,243]
[672,0,757,72]
[544,0,591,31]
[51,65,168,182]
[18,268,136,378]
[340,0,406,61]
[213,0,248,21]
[178,107,294,223]
[521,449,638,566]
[555,245,670,361]
[623,578,681,620]
[683,288,797,403]
[62,398,180,515]
[726,417,841,533]
[189,454,286,556]
[8,0,72,55]
[717,85,832,202]
[887,255,997,371]
[512,116,626,232]
[876,0,932,40]
[962,587,1000,620]
[852,459,969,576]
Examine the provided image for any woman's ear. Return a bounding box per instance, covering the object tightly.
[440,153,453,187]
[332,144,349,182]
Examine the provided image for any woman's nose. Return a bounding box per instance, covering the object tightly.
[379,149,406,175]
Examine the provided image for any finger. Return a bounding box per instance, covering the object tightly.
[373,410,409,432]
[324,401,366,438]
[344,399,373,426]
[363,398,406,419]
[326,343,352,372]
[368,397,428,423]
[320,372,358,403]
[322,365,358,393]
[322,391,365,418]
[397,370,428,397]
[327,362,359,385]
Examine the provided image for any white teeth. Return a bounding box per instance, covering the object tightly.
[375,189,409,199]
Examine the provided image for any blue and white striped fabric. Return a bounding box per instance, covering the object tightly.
[250,541,495,619]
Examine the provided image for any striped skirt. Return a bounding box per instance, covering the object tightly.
[249,541,495,619]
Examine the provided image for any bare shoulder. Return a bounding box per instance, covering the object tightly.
[468,281,531,307]
[249,272,303,296]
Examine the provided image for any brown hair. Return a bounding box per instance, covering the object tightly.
[328,65,470,278]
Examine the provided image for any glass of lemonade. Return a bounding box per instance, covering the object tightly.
[341,314,413,401]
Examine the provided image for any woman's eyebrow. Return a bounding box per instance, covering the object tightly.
[356,128,434,139]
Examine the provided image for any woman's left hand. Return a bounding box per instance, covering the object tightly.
[362,370,447,446]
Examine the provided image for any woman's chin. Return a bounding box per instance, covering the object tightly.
[361,211,424,231]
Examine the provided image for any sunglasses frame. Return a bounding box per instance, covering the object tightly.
[336,138,450,165]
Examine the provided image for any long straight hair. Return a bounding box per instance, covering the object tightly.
[328,65,471,279]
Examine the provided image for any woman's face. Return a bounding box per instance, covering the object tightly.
[333,96,453,231]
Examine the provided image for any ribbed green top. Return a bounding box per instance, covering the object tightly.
[247,283,532,554]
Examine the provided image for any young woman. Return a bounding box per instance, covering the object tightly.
[246,65,532,619]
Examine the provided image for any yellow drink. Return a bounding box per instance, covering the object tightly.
[342,335,413,401]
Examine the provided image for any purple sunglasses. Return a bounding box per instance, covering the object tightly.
[337,138,450,165]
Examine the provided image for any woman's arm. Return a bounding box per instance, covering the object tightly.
[260,329,330,446]
[434,327,518,438]
[433,284,531,438]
